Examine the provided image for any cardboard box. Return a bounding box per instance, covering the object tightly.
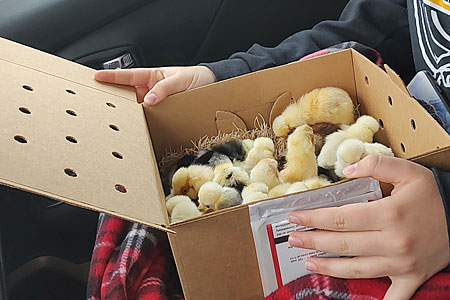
[1,37,449,300]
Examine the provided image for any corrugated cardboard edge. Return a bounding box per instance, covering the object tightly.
[0,37,136,101]
[384,64,411,96]
[0,177,174,234]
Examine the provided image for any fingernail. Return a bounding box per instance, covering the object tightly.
[289,215,301,224]
[144,93,157,105]
[305,261,317,272]
[343,163,358,176]
[288,234,303,247]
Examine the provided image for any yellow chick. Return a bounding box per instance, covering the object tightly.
[250,158,281,190]
[280,125,318,183]
[302,176,332,189]
[198,182,242,210]
[172,165,214,199]
[242,183,269,204]
[268,183,292,198]
[166,195,201,223]
[245,137,275,170]
[284,182,309,195]
[317,115,379,169]
[242,139,255,157]
[334,138,394,177]
[214,163,250,191]
[272,87,355,137]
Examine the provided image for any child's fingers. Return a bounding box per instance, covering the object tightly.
[289,201,386,231]
[95,69,162,86]
[305,256,390,279]
[289,230,386,256]
[383,277,422,300]
[145,74,187,105]
[135,86,149,103]
[342,155,421,185]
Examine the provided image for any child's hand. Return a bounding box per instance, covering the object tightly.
[94,66,216,106]
[288,155,450,300]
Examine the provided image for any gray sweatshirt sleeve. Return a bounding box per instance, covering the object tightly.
[202,0,412,81]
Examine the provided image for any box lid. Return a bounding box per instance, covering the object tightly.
[0,38,170,232]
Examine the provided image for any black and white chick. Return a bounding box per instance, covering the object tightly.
[193,140,247,168]
[213,162,250,192]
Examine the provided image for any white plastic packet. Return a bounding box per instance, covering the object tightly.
[248,177,382,297]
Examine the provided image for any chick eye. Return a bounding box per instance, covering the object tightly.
[182,189,188,194]
[226,174,232,180]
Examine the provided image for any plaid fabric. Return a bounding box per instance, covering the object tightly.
[266,272,450,300]
[86,42,450,299]
[86,214,183,300]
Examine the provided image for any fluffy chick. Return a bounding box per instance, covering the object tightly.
[273,87,355,137]
[280,125,318,183]
[285,182,308,195]
[166,195,201,223]
[245,137,275,170]
[268,183,292,198]
[334,138,394,177]
[302,176,332,189]
[250,158,281,190]
[242,183,269,204]
[317,115,379,169]
[213,163,250,191]
[172,165,214,199]
[198,182,243,210]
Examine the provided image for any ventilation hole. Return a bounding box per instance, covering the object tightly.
[106,102,116,108]
[400,143,406,153]
[22,85,33,91]
[364,76,369,86]
[388,96,393,106]
[66,110,77,116]
[14,135,27,143]
[19,107,31,114]
[66,89,76,95]
[64,168,77,177]
[411,119,416,130]
[115,184,127,193]
[109,124,120,131]
[66,136,78,143]
[112,151,123,159]
[379,119,384,129]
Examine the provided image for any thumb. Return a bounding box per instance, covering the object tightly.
[383,277,420,300]
[143,74,187,106]
[342,155,419,185]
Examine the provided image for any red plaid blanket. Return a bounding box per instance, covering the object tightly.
[87,43,450,299]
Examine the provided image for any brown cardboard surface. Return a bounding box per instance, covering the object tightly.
[352,51,450,160]
[169,206,263,300]
[0,51,169,229]
[215,111,248,133]
[0,38,135,100]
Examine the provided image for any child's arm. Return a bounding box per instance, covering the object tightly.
[202,0,412,82]
[288,155,450,300]
[94,66,216,105]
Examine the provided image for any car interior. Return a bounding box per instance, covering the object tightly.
[0,0,349,299]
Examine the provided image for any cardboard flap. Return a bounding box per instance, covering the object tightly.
[384,64,411,97]
[269,91,293,124]
[215,111,247,133]
[0,38,170,231]
[0,38,135,101]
